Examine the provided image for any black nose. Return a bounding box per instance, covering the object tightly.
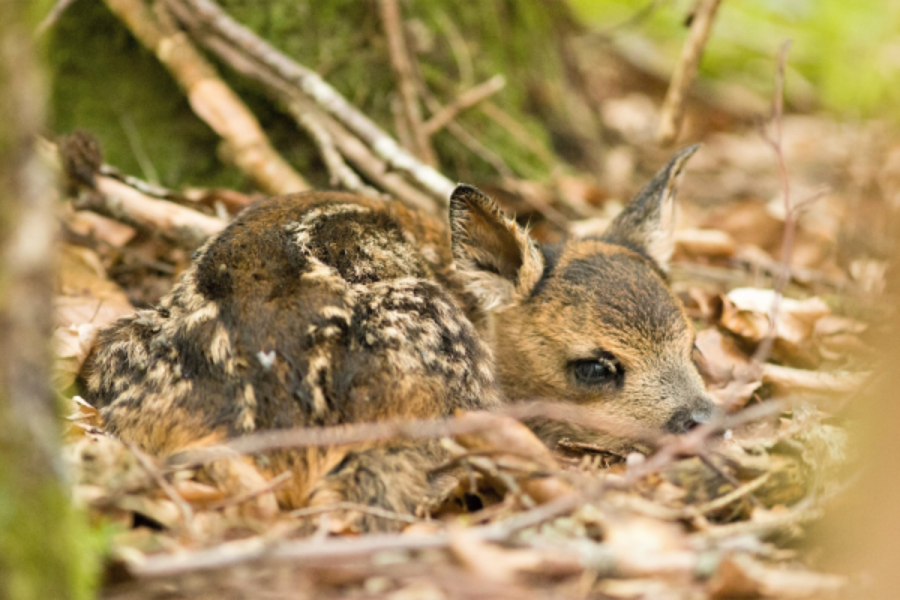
[665,399,715,434]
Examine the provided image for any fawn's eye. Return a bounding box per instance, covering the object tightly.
[570,354,623,387]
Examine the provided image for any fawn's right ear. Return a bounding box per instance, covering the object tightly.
[450,185,544,311]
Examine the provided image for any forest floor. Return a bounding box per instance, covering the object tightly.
[49,4,896,598]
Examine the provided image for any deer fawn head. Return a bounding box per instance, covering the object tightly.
[450,146,715,452]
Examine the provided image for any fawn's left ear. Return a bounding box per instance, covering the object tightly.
[601,144,699,272]
[450,185,544,310]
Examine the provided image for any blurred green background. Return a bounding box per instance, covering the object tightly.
[571,0,900,119]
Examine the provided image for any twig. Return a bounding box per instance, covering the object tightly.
[79,175,225,249]
[103,0,309,195]
[481,102,559,170]
[418,80,514,177]
[753,40,808,365]
[41,136,226,248]
[695,504,824,541]
[126,441,196,536]
[129,491,582,578]
[99,164,179,200]
[290,104,382,198]
[699,453,761,508]
[167,404,664,470]
[289,501,421,525]
[379,0,436,165]
[423,75,507,136]
[35,0,80,37]
[189,28,435,212]
[170,0,456,207]
[656,0,722,145]
[691,472,771,516]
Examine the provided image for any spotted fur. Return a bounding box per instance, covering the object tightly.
[82,146,713,530]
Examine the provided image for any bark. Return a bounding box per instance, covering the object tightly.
[0,4,95,599]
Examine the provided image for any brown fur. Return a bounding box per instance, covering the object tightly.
[81,145,713,530]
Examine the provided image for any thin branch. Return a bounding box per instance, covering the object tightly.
[290,104,382,198]
[170,0,456,208]
[126,441,196,536]
[379,0,436,165]
[35,0,80,37]
[103,0,310,195]
[79,175,225,249]
[691,472,771,516]
[423,75,506,136]
[191,29,435,212]
[656,0,722,145]
[753,40,801,365]
[41,137,226,248]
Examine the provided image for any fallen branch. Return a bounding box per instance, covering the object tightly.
[290,106,382,198]
[81,175,225,249]
[42,136,226,248]
[103,0,309,195]
[379,0,436,165]
[170,0,456,207]
[656,0,722,145]
[189,29,436,212]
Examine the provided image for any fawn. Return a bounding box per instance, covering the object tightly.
[81,145,713,530]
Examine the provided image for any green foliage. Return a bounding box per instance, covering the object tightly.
[569,0,900,120]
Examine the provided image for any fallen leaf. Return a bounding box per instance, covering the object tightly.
[720,288,830,366]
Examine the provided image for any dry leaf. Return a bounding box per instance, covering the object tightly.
[452,411,574,504]
[719,288,830,366]
[694,328,761,409]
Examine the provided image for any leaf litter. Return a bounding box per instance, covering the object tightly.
[51,66,894,600]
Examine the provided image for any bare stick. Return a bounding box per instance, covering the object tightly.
[379,0,436,165]
[103,0,309,195]
[691,473,771,516]
[40,137,226,248]
[656,0,722,145]
[126,441,196,535]
[192,30,435,212]
[423,75,506,136]
[80,175,225,249]
[35,0,80,37]
[753,40,803,365]
[290,104,382,198]
[171,0,456,207]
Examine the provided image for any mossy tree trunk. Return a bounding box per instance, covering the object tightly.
[0,3,95,599]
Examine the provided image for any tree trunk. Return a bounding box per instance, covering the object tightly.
[0,3,95,599]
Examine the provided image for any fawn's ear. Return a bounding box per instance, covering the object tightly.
[450,185,544,310]
[601,144,699,272]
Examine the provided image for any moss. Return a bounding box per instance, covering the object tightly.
[48,1,244,188]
